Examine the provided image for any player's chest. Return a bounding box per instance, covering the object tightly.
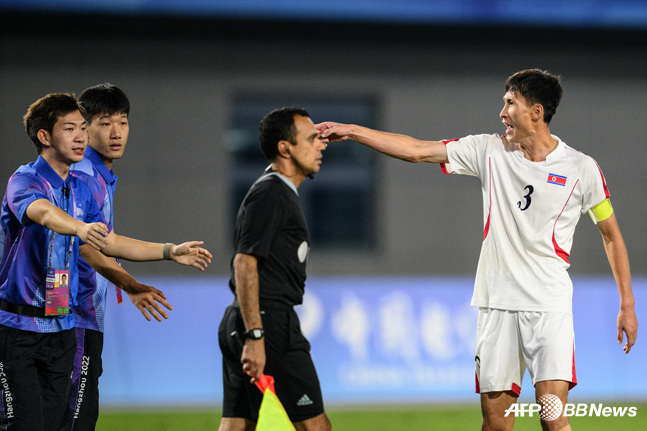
[487,156,580,214]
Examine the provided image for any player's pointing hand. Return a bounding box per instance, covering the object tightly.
[315,122,353,143]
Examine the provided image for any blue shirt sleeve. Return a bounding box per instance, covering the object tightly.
[6,172,50,227]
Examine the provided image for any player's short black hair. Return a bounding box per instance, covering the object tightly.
[79,83,130,123]
[505,69,563,124]
[23,93,86,154]
[259,107,310,161]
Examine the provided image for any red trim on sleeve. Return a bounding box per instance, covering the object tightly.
[440,163,454,175]
[439,139,458,175]
[594,161,611,199]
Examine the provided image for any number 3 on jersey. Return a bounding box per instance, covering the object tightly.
[517,185,534,211]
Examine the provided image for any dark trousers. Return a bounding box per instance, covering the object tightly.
[59,328,103,431]
[0,326,76,431]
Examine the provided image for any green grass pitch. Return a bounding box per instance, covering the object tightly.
[96,403,647,430]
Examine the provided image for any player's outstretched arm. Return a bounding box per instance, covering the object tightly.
[80,244,173,321]
[99,233,212,270]
[25,198,108,250]
[316,121,449,164]
[597,213,637,353]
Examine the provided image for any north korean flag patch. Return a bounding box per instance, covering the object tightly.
[547,173,567,186]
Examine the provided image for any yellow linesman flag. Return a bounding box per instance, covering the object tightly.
[255,374,296,431]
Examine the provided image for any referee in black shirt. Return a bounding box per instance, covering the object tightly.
[218,107,332,431]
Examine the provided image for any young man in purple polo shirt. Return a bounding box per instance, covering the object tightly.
[60,83,212,431]
[0,93,211,430]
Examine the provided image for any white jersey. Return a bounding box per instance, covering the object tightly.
[443,134,609,314]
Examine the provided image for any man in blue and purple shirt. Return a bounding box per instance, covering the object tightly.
[0,93,114,430]
[0,93,211,430]
[61,83,212,431]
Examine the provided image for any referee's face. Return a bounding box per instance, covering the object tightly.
[289,115,327,177]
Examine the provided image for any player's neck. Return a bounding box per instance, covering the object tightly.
[519,131,558,162]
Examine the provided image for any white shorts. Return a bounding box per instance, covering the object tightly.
[475,308,577,395]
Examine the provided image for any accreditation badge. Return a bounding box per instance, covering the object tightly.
[45,268,70,316]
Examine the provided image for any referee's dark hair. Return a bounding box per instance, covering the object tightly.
[505,69,562,124]
[79,82,130,124]
[259,107,310,161]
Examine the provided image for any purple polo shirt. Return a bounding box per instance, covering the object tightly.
[0,156,105,333]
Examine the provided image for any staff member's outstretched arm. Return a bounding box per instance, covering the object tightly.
[100,232,212,271]
[80,245,172,322]
[85,233,212,321]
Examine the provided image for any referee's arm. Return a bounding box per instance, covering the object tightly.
[233,253,266,383]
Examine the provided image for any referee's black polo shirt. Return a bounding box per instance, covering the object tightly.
[229,172,309,307]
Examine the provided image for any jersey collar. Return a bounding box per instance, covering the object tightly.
[545,136,566,163]
[264,166,298,196]
[85,146,118,186]
[34,155,66,189]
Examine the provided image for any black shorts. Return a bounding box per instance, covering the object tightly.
[218,302,325,423]
[0,325,76,431]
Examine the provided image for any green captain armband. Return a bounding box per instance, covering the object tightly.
[588,198,614,224]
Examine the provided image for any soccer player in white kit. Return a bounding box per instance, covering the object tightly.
[316,69,637,431]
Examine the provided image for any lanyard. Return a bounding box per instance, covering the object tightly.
[44,181,77,270]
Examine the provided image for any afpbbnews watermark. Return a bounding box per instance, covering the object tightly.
[505,394,638,421]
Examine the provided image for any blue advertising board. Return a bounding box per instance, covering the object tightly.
[100,275,646,406]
